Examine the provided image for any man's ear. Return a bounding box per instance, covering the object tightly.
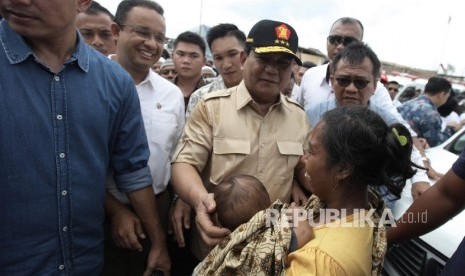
[77,0,92,13]
[110,22,121,40]
[329,75,335,87]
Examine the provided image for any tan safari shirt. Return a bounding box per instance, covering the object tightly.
[172,80,311,203]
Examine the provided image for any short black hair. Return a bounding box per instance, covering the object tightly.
[331,41,381,80]
[84,1,115,21]
[114,0,164,26]
[301,61,316,69]
[206,23,246,50]
[387,80,399,86]
[424,77,452,96]
[162,48,170,59]
[173,31,206,56]
[330,17,364,39]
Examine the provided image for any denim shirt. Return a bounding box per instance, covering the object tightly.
[0,20,152,275]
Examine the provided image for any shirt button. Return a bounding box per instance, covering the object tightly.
[57,114,63,120]
[62,226,68,232]
[54,76,60,81]
[61,190,68,196]
[59,153,65,158]
[58,264,65,270]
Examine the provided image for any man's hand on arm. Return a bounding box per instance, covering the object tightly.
[128,186,170,276]
[170,198,192,247]
[104,192,145,251]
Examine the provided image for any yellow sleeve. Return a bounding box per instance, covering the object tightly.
[286,246,348,276]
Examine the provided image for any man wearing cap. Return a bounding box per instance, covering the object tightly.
[170,19,310,259]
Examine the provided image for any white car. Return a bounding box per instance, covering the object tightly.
[383,128,465,275]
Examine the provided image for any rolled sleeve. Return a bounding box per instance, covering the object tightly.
[115,165,152,193]
[111,78,152,192]
[172,99,213,173]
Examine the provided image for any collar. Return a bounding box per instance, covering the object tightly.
[325,62,331,84]
[174,75,208,93]
[138,69,156,90]
[0,20,89,72]
[418,94,433,103]
[235,81,292,112]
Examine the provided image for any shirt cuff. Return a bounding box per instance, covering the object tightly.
[114,165,152,193]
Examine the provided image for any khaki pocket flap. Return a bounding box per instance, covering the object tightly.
[213,138,250,155]
[277,141,303,156]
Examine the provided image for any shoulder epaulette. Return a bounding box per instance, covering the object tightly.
[203,88,232,101]
[284,96,304,110]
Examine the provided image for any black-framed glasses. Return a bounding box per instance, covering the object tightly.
[335,76,370,89]
[120,24,165,44]
[327,35,358,46]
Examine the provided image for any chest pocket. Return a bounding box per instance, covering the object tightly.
[150,113,178,148]
[276,141,303,182]
[213,138,250,154]
[211,138,250,183]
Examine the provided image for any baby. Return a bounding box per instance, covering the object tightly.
[194,174,314,274]
[214,174,271,230]
[214,174,313,249]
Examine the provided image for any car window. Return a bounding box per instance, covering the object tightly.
[449,131,465,154]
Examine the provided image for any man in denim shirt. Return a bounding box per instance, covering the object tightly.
[398,77,453,147]
[0,0,165,274]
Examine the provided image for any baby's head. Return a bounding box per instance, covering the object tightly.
[214,174,271,230]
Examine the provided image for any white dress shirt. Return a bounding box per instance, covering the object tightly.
[107,70,185,202]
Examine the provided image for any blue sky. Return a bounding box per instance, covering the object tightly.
[98,0,465,76]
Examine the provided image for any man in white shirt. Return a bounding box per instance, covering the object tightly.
[103,1,185,275]
[300,17,434,199]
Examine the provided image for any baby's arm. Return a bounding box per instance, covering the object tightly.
[287,204,314,252]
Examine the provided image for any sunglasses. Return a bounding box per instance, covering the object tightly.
[335,76,370,89]
[327,35,358,46]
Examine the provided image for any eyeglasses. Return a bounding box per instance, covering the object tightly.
[327,35,358,46]
[388,87,399,93]
[120,24,165,44]
[335,76,370,89]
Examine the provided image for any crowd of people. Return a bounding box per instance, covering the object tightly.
[1,0,465,275]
